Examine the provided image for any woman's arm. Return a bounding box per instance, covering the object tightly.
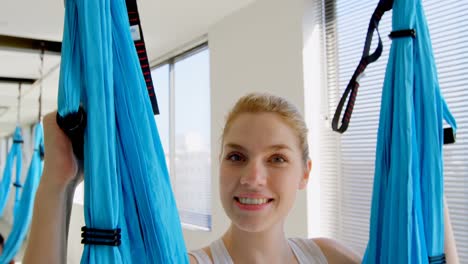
[444,198,459,264]
[23,177,78,264]
[23,113,81,264]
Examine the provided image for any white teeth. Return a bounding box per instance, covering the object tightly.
[238,197,269,205]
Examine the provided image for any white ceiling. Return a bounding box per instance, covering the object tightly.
[0,0,255,137]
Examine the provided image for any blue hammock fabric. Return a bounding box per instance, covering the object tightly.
[0,127,23,218]
[0,124,44,264]
[363,0,457,263]
[58,0,187,263]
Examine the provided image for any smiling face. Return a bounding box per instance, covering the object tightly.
[220,112,311,233]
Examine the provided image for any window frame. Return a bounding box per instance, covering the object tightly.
[151,43,212,231]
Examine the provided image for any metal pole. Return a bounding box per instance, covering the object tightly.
[38,43,45,122]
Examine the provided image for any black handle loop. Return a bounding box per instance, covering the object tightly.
[56,106,87,160]
[332,0,394,133]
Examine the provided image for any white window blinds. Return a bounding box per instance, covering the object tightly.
[323,0,468,260]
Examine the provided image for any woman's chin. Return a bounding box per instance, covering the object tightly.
[231,217,271,233]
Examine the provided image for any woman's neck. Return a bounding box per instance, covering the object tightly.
[221,223,298,264]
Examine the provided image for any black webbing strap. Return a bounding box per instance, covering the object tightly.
[125,0,160,115]
[13,139,24,144]
[81,226,121,246]
[331,0,394,133]
[429,254,446,264]
[56,106,87,160]
[389,29,416,39]
[13,182,22,188]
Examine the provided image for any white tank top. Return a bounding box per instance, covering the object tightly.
[189,238,328,264]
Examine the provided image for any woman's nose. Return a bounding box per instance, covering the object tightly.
[240,159,267,187]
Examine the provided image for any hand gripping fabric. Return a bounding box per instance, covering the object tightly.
[57,0,188,263]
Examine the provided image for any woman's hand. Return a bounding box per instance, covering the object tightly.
[41,111,82,191]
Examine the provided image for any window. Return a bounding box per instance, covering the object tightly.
[152,64,170,171]
[152,45,212,230]
[323,0,468,260]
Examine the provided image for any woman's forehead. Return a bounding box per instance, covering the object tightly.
[223,113,300,150]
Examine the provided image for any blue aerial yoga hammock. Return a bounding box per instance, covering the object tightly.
[0,127,23,218]
[57,0,187,262]
[0,124,44,264]
[332,0,457,263]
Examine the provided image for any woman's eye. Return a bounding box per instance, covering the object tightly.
[226,153,244,162]
[270,155,287,163]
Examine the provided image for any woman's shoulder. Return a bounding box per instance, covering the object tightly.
[310,237,361,264]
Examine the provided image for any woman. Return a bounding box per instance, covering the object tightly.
[188,93,359,263]
[22,93,358,264]
[23,93,457,264]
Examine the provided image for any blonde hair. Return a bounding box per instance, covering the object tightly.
[222,93,309,164]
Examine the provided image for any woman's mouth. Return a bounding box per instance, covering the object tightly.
[234,196,274,211]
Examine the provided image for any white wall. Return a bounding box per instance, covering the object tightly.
[302,0,327,238]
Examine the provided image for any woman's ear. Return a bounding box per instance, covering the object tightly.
[299,159,312,190]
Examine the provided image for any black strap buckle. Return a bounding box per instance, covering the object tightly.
[443,127,456,144]
[13,182,22,188]
[81,226,121,246]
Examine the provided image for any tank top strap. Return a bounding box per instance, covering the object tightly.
[188,249,213,264]
[288,238,328,264]
[209,239,234,264]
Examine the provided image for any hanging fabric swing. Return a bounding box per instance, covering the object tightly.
[0,48,46,264]
[0,124,43,264]
[332,0,457,263]
[0,85,24,218]
[57,0,187,263]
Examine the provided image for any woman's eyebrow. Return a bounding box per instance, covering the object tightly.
[224,143,247,151]
[224,143,292,152]
[267,144,292,151]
